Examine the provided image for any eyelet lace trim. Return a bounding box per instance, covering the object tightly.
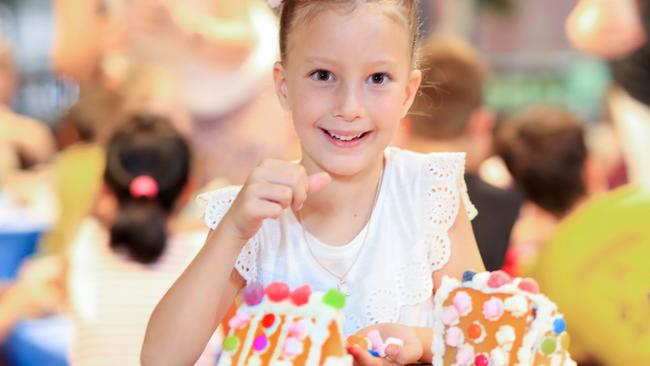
[197,186,260,283]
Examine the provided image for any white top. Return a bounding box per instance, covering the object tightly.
[67,218,218,366]
[198,148,477,335]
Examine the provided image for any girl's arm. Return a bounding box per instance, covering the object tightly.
[141,223,246,366]
[433,198,485,290]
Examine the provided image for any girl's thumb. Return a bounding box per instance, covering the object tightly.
[307,172,332,194]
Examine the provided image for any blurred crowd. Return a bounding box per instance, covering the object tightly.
[0,0,648,365]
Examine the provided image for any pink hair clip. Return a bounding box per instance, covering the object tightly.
[267,0,283,9]
[129,175,159,199]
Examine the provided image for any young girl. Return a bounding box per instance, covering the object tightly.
[143,1,484,365]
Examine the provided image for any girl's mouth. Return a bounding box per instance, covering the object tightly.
[320,128,372,147]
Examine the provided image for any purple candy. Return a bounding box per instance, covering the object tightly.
[243,282,265,306]
[253,335,268,352]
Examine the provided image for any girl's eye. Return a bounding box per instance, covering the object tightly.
[367,73,390,85]
[310,70,335,82]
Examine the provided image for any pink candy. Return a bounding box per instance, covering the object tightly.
[456,345,475,365]
[283,337,303,357]
[287,319,311,339]
[445,327,464,348]
[483,297,505,321]
[442,306,460,326]
[487,271,511,288]
[243,282,265,306]
[265,282,290,302]
[228,310,252,329]
[290,285,312,306]
[366,330,386,357]
[518,278,540,294]
[453,291,472,316]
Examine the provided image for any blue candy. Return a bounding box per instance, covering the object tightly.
[368,350,380,357]
[462,270,476,282]
[553,318,566,334]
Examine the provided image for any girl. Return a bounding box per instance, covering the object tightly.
[67,115,217,365]
[143,1,484,365]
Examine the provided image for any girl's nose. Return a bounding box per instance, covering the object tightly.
[334,83,365,122]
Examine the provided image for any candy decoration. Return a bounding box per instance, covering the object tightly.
[290,285,312,306]
[243,282,265,306]
[541,337,557,355]
[504,295,529,318]
[456,345,475,365]
[368,350,380,357]
[347,335,370,349]
[474,353,489,366]
[288,319,311,339]
[483,297,505,321]
[468,323,483,340]
[366,330,387,356]
[445,327,464,348]
[265,282,290,302]
[495,325,516,346]
[453,291,472,316]
[224,336,240,352]
[518,278,540,294]
[442,306,460,326]
[462,270,476,282]
[385,337,405,348]
[253,335,268,352]
[560,332,571,350]
[323,289,346,309]
[487,271,511,288]
[283,337,303,357]
[553,318,566,334]
[261,314,276,328]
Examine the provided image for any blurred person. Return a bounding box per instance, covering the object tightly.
[0,42,56,180]
[496,105,650,365]
[404,36,522,271]
[66,115,216,365]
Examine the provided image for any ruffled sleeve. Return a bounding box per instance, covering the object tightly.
[196,186,261,283]
[421,152,478,272]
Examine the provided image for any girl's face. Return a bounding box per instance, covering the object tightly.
[273,4,421,177]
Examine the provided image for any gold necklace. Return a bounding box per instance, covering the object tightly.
[297,167,384,296]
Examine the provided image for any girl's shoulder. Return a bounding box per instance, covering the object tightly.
[385,147,467,182]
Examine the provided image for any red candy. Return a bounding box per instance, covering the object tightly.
[468,323,482,340]
[290,285,312,306]
[487,271,511,288]
[261,314,276,328]
[475,354,489,366]
[518,278,540,294]
[265,282,290,302]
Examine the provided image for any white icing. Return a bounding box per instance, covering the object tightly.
[504,295,529,318]
[495,325,516,347]
[323,355,354,366]
[247,355,261,366]
[491,347,508,366]
[237,317,262,366]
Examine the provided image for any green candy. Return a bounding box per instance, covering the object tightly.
[323,289,346,309]
[541,337,557,355]
[224,336,240,352]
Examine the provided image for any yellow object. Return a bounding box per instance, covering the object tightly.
[535,185,650,365]
[39,143,105,255]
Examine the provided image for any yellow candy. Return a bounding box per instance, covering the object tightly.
[347,335,370,349]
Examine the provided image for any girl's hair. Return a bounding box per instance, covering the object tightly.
[278,0,420,63]
[105,114,191,264]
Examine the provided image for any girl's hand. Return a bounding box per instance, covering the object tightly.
[347,323,424,366]
[221,159,331,241]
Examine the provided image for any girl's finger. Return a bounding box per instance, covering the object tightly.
[307,172,332,194]
[347,345,381,366]
[385,343,420,365]
[257,183,293,209]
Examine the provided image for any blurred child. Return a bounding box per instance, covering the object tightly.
[404,36,522,271]
[143,1,485,365]
[67,115,216,365]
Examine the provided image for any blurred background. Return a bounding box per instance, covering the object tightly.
[0,0,647,365]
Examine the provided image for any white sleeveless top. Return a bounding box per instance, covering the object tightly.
[198,148,477,335]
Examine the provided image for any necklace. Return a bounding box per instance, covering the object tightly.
[297,167,384,296]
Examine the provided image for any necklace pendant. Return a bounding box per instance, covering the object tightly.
[337,280,351,296]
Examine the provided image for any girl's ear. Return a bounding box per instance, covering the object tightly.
[401,69,422,117]
[273,61,291,111]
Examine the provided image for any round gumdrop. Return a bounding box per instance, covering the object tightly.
[253,335,268,352]
[518,278,540,294]
[474,353,489,366]
[560,332,571,350]
[487,270,511,288]
[347,335,370,350]
[261,313,276,328]
[265,282,290,302]
[323,288,346,309]
[290,285,312,306]
[462,270,476,282]
[223,336,240,352]
[553,318,566,334]
[541,337,557,355]
[243,282,265,306]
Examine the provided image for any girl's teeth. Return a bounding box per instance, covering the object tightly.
[329,131,363,141]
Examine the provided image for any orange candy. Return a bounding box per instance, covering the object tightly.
[346,335,370,349]
[468,323,483,340]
